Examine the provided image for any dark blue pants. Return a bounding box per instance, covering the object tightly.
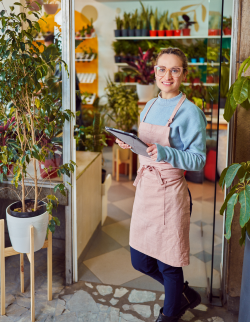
[130,247,183,317]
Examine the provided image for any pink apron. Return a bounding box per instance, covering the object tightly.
[130,94,190,267]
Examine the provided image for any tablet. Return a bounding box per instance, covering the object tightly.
[105,126,149,158]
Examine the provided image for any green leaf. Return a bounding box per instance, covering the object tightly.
[233,77,249,104]
[241,98,250,110]
[219,166,228,189]
[238,58,250,77]
[220,184,238,215]
[225,193,238,240]
[239,226,246,246]
[239,189,250,227]
[53,216,60,226]
[224,164,242,188]
[223,86,234,122]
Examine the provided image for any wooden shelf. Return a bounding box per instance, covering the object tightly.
[115,35,231,40]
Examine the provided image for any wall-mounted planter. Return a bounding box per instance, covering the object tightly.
[44,3,58,15]
[174,30,181,36]
[6,201,48,253]
[182,28,190,36]
[166,30,174,36]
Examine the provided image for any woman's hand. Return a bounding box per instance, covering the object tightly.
[116,138,131,149]
[146,143,158,161]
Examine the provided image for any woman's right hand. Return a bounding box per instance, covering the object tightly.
[116,138,131,149]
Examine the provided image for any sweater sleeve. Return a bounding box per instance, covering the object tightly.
[155,106,207,171]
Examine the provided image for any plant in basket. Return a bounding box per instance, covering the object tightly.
[0,2,76,254]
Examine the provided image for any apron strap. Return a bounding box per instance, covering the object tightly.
[166,94,186,127]
[142,98,158,122]
[133,165,164,187]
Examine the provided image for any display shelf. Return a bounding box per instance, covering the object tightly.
[76,54,96,62]
[75,33,96,40]
[78,73,96,84]
[34,38,45,41]
[115,35,231,40]
[81,93,96,105]
[114,82,218,87]
[115,62,221,66]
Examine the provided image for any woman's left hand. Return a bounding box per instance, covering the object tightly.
[146,144,158,161]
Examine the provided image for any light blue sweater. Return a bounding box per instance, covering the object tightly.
[140,92,207,171]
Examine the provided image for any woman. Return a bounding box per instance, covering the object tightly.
[116,48,207,322]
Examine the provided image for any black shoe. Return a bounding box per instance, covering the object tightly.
[179,281,201,317]
[155,307,179,322]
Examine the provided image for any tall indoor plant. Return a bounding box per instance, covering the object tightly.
[219,56,250,321]
[0,2,75,252]
[127,47,155,101]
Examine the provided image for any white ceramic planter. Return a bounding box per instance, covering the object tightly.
[136,83,156,102]
[6,203,49,253]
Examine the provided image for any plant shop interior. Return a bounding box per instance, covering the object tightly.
[0,0,237,318]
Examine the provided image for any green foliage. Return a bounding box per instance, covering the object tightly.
[123,12,130,30]
[173,16,180,30]
[192,97,206,110]
[0,2,75,233]
[223,16,232,30]
[223,56,250,122]
[219,162,250,244]
[209,14,221,30]
[115,16,122,30]
[103,78,139,132]
[129,12,137,30]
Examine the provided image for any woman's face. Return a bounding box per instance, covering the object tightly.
[155,54,187,96]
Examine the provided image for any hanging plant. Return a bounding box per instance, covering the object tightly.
[43,0,60,15]
[26,0,43,11]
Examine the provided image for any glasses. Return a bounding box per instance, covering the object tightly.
[154,66,184,78]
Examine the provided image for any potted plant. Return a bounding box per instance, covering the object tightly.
[43,0,59,15]
[112,41,122,63]
[122,12,130,37]
[0,2,75,253]
[182,14,197,36]
[173,15,181,36]
[187,66,202,84]
[218,56,250,321]
[208,14,221,35]
[114,16,122,37]
[164,12,173,37]
[140,1,149,36]
[127,47,155,101]
[158,13,166,37]
[149,9,158,37]
[135,14,142,37]
[223,16,232,35]
[129,12,136,37]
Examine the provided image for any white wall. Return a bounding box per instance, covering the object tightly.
[75,0,233,97]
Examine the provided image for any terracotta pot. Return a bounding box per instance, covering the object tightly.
[26,0,43,11]
[166,30,174,36]
[182,28,191,36]
[157,30,165,37]
[208,29,218,36]
[206,75,214,83]
[130,77,136,82]
[174,30,181,36]
[223,28,231,35]
[124,76,130,82]
[149,30,157,37]
[39,156,62,179]
[193,77,201,83]
[217,29,221,35]
[43,4,58,15]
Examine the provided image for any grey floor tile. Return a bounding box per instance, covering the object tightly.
[78,263,102,283]
[122,275,164,292]
[124,245,131,252]
[213,243,222,272]
[193,250,212,263]
[103,204,131,226]
[108,185,135,202]
[82,230,123,261]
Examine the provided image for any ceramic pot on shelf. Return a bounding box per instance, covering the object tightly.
[208,29,218,36]
[121,29,128,37]
[182,28,190,36]
[149,30,157,37]
[223,28,231,35]
[166,30,174,36]
[129,29,135,37]
[158,30,165,37]
[135,29,141,36]
[136,83,155,102]
[114,30,121,37]
[174,30,181,36]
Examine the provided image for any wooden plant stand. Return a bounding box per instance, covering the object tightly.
[0,216,52,322]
